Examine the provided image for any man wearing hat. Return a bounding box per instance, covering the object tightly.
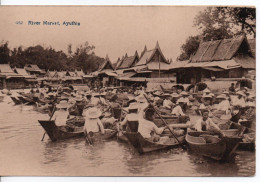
[83,107,105,136]
[231,91,246,108]
[138,108,166,141]
[163,94,174,111]
[53,100,70,126]
[212,94,231,120]
[119,102,141,132]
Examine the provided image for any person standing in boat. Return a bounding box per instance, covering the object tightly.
[193,110,225,136]
[83,107,105,136]
[52,100,70,126]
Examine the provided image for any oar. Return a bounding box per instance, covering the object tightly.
[143,94,186,149]
[41,105,56,141]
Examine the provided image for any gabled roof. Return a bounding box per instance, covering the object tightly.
[46,70,57,77]
[0,64,14,73]
[99,55,114,71]
[117,51,139,70]
[136,41,168,66]
[191,34,253,63]
[76,69,85,77]
[0,64,25,78]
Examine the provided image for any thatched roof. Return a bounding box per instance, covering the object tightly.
[191,35,253,62]
[117,51,139,70]
[136,41,169,66]
[98,55,114,71]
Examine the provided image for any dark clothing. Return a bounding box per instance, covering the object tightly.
[68,103,84,116]
[229,86,235,93]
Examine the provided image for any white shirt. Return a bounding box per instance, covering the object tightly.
[53,109,69,126]
[84,118,104,134]
[171,105,184,116]
[216,100,231,112]
[194,117,220,132]
[138,119,164,138]
[232,97,246,107]
[163,99,173,109]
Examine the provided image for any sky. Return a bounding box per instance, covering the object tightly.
[0,6,205,63]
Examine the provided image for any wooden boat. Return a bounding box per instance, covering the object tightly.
[185,131,242,161]
[10,96,22,104]
[225,122,255,151]
[124,132,185,154]
[38,120,84,141]
[87,129,118,143]
[17,96,35,104]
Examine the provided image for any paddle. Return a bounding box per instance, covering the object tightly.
[143,94,186,149]
[41,104,56,141]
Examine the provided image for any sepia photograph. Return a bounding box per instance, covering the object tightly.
[0,5,256,177]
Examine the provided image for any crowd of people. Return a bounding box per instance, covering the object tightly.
[5,82,256,144]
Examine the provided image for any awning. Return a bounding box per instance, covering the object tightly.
[116,72,137,80]
[25,78,38,82]
[202,67,224,72]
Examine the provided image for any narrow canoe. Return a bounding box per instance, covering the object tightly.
[87,129,118,143]
[10,96,22,105]
[185,131,242,161]
[124,132,185,154]
[226,122,255,151]
[38,120,84,141]
[18,96,35,104]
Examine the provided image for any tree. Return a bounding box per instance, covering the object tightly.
[0,41,11,64]
[194,7,256,39]
[178,35,200,61]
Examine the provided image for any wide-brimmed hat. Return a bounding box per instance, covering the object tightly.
[171,93,180,98]
[216,94,226,99]
[180,91,189,96]
[236,91,246,97]
[199,104,207,110]
[56,100,69,109]
[75,96,83,102]
[154,97,160,101]
[136,95,146,103]
[202,88,211,93]
[177,97,186,103]
[85,107,102,119]
[164,93,172,97]
[202,94,212,98]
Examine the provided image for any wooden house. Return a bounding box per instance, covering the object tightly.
[0,64,25,89]
[170,34,255,84]
[24,64,46,77]
[13,67,37,87]
[94,55,117,87]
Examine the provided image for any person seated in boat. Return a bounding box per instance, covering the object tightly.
[163,94,174,111]
[231,91,246,109]
[229,83,236,93]
[68,97,85,116]
[119,102,141,132]
[212,94,231,115]
[193,110,225,137]
[171,102,189,123]
[138,108,166,142]
[178,92,191,112]
[84,107,105,136]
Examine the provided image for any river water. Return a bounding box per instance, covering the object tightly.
[0,95,255,176]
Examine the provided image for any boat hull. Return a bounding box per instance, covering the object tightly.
[38,120,84,141]
[124,132,185,154]
[186,131,241,161]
